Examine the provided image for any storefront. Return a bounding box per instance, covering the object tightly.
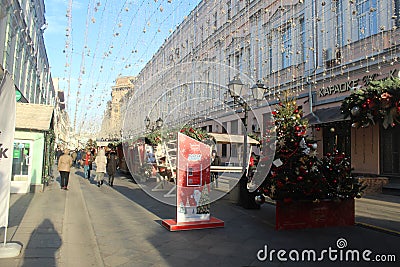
[308,67,400,180]
[12,103,54,193]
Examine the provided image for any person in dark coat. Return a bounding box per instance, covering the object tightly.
[106,150,118,186]
[211,150,221,188]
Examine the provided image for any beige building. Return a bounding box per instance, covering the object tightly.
[100,76,135,140]
[125,0,400,181]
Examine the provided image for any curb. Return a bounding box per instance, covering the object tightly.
[355,222,400,237]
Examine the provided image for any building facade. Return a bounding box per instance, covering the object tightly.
[0,0,55,105]
[100,76,135,140]
[1,0,57,192]
[127,0,400,179]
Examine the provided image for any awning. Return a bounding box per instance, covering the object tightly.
[16,103,54,131]
[209,133,260,145]
[304,106,349,125]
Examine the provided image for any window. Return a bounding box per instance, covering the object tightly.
[335,0,345,47]
[268,35,273,74]
[231,120,238,134]
[222,144,227,157]
[299,18,306,63]
[396,0,400,27]
[356,0,378,40]
[222,122,228,133]
[231,144,238,157]
[381,126,400,177]
[282,26,292,68]
[208,125,212,132]
[235,0,240,14]
[322,123,351,155]
[227,1,232,20]
[214,11,218,29]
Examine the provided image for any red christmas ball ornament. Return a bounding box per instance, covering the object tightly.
[316,127,321,131]
[295,126,300,131]
[366,98,371,104]
[362,104,367,108]
[294,109,299,114]
[333,179,337,183]
[272,111,277,115]
[297,176,303,181]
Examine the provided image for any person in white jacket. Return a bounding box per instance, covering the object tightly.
[94,148,107,187]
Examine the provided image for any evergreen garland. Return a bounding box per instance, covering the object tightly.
[341,77,400,129]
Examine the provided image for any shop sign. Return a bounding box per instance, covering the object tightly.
[319,69,399,97]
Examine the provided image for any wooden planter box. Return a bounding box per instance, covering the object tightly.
[276,199,355,230]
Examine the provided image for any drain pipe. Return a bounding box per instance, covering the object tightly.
[308,0,320,124]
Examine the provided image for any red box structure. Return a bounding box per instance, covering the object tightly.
[162,217,224,231]
[276,199,355,230]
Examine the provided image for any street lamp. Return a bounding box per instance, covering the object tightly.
[145,116,151,129]
[228,75,245,99]
[227,75,249,173]
[156,117,163,129]
[227,76,266,209]
[250,80,267,101]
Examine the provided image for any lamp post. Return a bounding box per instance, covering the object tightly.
[144,116,151,130]
[156,117,164,129]
[227,76,267,209]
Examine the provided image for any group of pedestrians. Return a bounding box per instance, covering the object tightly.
[56,146,119,190]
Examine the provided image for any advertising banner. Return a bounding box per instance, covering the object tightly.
[176,133,211,223]
[0,72,16,228]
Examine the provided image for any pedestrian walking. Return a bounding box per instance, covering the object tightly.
[211,150,221,188]
[55,147,63,164]
[58,148,73,190]
[106,149,118,186]
[95,149,107,187]
[71,149,77,167]
[76,149,82,169]
[83,150,93,180]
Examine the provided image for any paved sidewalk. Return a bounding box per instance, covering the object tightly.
[0,167,102,267]
[355,194,400,235]
[0,168,399,267]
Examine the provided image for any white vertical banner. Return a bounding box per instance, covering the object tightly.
[0,71,16,228]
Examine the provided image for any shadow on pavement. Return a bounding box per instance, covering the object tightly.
[112,183,175,220]
[8,194,34,228]
[20,219,61,267]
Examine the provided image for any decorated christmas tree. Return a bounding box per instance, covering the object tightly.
[196,186,210,214]
[260,98,322,201]
[259,96,364,202]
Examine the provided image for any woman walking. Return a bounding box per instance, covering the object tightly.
[58,149,73,190]
[107,149,118,186]
[95,149,107,187]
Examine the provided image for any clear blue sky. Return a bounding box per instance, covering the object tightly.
[43,0,201,134]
